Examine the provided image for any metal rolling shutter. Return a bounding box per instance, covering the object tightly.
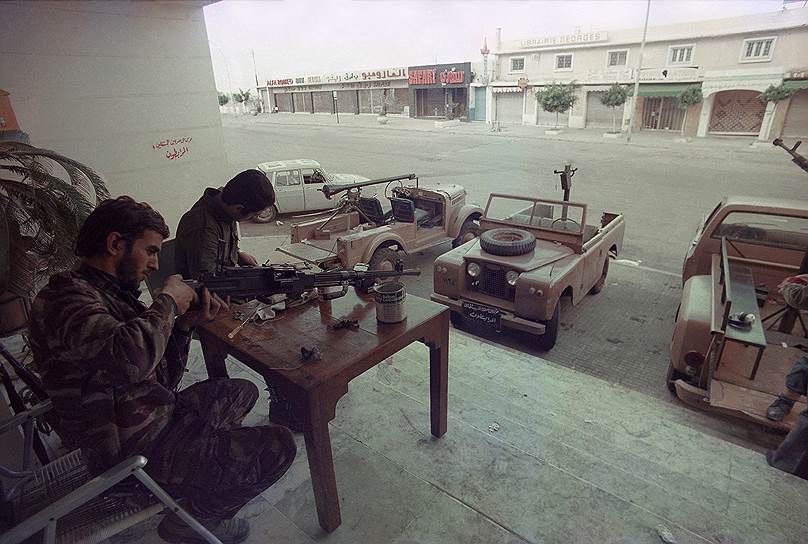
[495,92,523,125]
[783,89,808,138]
[586,91,619,129]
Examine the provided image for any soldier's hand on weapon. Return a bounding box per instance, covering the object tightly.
[177,288,229,330]
[160,274,198,315]
[238,251,259,267]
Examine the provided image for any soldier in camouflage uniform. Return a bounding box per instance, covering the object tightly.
[175,169,304,431]
[765,275,808,479]
[28,196,296,544]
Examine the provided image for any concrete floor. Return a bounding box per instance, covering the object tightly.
[106,311,808,544]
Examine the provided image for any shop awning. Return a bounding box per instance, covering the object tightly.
[636,83,698,97]
[492,87,522,94]
[783,80,808,91]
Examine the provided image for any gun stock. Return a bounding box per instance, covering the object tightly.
[773,138,808,174]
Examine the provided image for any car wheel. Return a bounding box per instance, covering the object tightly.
[589,258,609,295]
[450,311,464,329]
[357,247,402,293]
[665,361,689,396]
[479,228,536,256]
[452,218,481,248]
[535,301,560,352]
[252,205,279,223]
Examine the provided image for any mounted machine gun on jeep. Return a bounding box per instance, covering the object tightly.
[773,138,808,174]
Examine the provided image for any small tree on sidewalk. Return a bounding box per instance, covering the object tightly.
[535,82,578,128]
[599,83,628,133]
[232,89,251,114]
[677,86,703,138]
[217,92,230,107]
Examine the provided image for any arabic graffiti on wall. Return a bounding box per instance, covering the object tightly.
[152,136,192,160]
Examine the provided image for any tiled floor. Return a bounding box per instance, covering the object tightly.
[105,323,808,544]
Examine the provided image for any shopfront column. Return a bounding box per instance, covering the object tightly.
[696,93,714,138]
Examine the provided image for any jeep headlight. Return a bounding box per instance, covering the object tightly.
[467,262,481,277]
[506,270,519,286]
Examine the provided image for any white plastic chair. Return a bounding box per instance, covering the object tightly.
[0,401,221,544]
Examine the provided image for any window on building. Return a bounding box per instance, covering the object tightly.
[554,54,573,71]
[668,45,694,65]
[741,37,775,62]
[607,50,628,67]
[510,57,525,72]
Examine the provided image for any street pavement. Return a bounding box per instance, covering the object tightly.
[227,113,804,448]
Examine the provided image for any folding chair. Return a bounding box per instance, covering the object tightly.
[0,401,221,544]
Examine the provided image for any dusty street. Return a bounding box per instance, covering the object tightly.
[224,114,803,445]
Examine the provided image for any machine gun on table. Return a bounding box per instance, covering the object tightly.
[184,263,420,303]
[773,138,808,174]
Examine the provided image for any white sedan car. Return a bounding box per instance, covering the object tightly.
[253,159,369,223]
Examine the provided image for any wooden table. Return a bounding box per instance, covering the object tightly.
[196,291,449,532]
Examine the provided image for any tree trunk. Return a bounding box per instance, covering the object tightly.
[555,111,559,128]
[611,108,616,133]
[680,107,688,138]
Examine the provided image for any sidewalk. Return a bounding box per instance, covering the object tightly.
[222,112,785,156]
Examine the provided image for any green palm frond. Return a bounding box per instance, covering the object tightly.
[0,141,109,296]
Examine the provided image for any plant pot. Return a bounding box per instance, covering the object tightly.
[377,116,389,125]
[544,129,562,136]
[602,132,621,139]
[0,291,31,336]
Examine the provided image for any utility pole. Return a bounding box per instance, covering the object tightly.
[626,0,651,144]
[251,48,262,112]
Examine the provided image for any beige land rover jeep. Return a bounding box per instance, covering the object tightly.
[430,193,625,350]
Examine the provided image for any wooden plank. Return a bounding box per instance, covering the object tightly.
[709,380,807,432]
[715,341,805,395]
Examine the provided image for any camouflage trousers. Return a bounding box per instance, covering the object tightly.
[144,378,297,520]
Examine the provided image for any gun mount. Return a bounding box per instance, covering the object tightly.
[321,173,417,200]
[773,138,808,174]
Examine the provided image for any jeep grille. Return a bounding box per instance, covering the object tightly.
[478,264,513,300]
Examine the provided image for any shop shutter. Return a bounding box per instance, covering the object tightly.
[709,90,765,134]
[312,91,333,113]
[495,93,523,125]
[275,93,293,113]
[783,89,808,139]
[336,90,357,114]
[586,91,620,129]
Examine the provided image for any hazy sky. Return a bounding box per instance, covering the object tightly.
[203,0,793,92]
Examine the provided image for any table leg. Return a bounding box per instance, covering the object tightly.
[425,311,449,438]
[302,392,341,532]
[198,332,230,379]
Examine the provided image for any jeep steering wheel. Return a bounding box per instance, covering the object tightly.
[551,217,580,230]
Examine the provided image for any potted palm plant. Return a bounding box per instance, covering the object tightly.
[0,141,108,334]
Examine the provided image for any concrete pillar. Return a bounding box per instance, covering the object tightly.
[697,93,714,138]
[758,100,777,141]
[486,86,495,124]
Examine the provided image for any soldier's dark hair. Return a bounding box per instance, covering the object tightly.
[75,196,170,257]
[221,169,276,213]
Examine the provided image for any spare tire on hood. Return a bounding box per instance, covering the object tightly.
[479,228,536,256]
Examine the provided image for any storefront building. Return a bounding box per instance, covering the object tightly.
[489,7,808,139]
[259,67,409,115]
[407,62,472,119]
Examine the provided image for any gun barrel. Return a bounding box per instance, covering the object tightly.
[321,173,417,199]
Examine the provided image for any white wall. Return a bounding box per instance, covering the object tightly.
[0,0,230,232]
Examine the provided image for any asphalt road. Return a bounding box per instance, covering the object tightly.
[224,116,803,448]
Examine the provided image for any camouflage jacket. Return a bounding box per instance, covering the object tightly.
[28,264,191,469]
[175,188,240,279]
[781,282,808,310]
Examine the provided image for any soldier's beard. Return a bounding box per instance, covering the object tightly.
[115,247,141,291]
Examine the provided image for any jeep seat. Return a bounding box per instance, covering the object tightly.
[358,196,392,224]
[390,197,432,226]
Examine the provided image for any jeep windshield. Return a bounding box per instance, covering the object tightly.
[485,195,585,235]
[711,211,808,251]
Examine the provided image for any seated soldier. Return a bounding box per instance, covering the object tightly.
[28,197,296,544]
[175,169,273,279]
[766,275,808,478]
[176,169,304,431]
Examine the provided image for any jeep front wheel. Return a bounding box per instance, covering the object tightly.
[480,228,536,256]
[535,301,560,352]
[452,218,480,248]
[356,247,402,294]
[253,204,279,223]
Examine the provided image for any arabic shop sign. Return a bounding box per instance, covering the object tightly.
[407,63,471,88]
[519,30,608,49]
[267,68,407,87]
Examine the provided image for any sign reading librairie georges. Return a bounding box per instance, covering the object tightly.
[267,67,407,88]
[519,30,608,49]
[407,63,471,88]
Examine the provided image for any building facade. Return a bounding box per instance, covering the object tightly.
[258,68,409,115]
[489,7,808,139]
[407,62,472,119]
